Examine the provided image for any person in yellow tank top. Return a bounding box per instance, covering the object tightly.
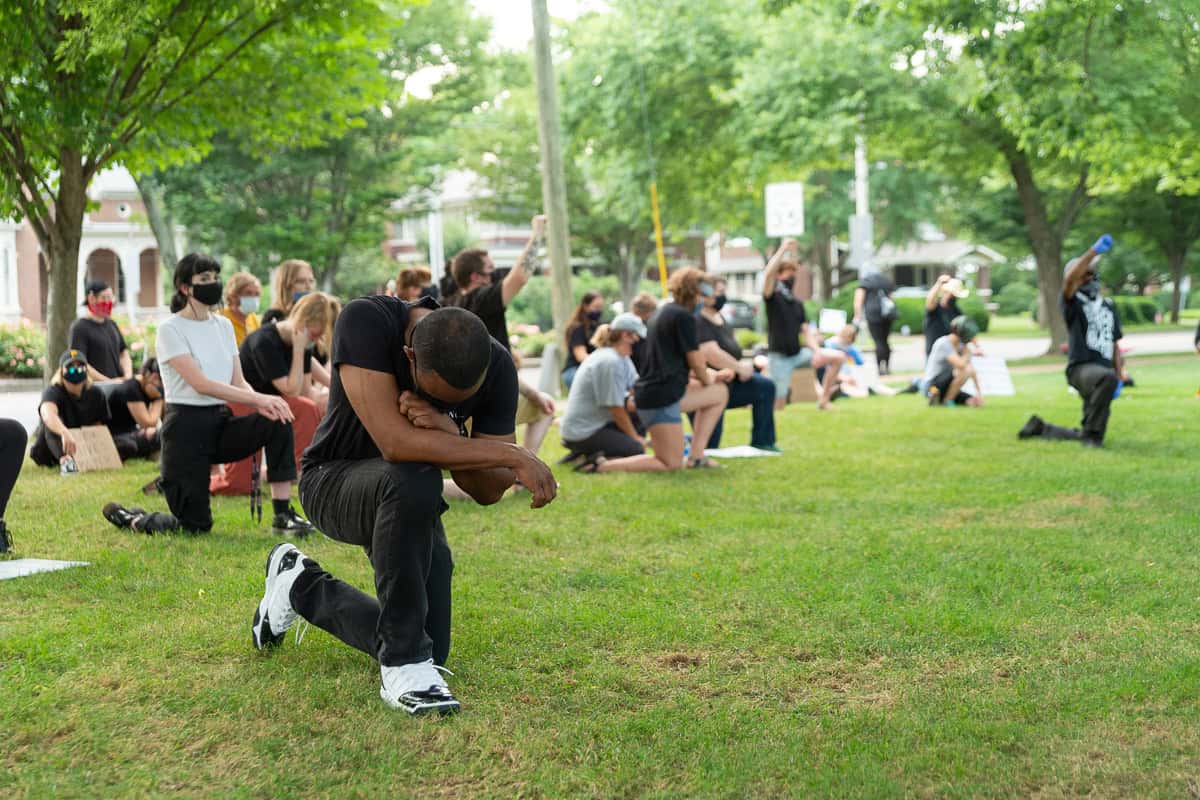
[219,271,262,347]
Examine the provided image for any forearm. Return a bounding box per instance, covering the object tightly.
[449,465,515,505]
[378,424,527,472]
[121,351,133,379]
[1063,250,1098,297]
[687,350,712,384]
[853,289,865,319]
[41,408,68,437]
[191,377,262,408]
[287,350,306,396]
[609,406,639,441]
[701,343,739,372]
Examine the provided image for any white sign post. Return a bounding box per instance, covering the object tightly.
[765,182,805,237]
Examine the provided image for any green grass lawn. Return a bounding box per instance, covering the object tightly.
[3,359,1199,798]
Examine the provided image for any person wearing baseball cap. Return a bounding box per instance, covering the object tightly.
[1019,235,1124,447]
[29,349,113,470]
[68,279,130,382]
[922,315,984,407]
[560,313,648,466]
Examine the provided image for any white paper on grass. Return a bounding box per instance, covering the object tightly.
[818,308,847,334]
[0,559,90,581]
[962,356,1015,397]
[702,446,782,458]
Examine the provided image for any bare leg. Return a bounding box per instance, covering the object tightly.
[600,422,682,472]
[811,350,842,409]
[523,411,554,456]
[680,382,728,455]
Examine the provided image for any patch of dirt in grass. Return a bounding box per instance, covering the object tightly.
[656,652,703,669]
[935,493,1116,532]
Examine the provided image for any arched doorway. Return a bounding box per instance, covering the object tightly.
[138,248,159,308]
[85,248,125,303]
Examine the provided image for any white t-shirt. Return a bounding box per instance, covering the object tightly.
[156,314,239,406]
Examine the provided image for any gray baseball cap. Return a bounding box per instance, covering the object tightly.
[609,312,647,338]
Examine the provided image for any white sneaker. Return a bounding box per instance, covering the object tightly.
[380,659,460,715]
[251,542,310,649]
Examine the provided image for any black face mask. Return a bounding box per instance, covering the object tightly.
[191,281,223,306]
[586,310,603,323]
[1079,278,1100,300]
[63,365,87,385]
[713,294,727,312]
[779,278,794,292]
[418,285,440,302]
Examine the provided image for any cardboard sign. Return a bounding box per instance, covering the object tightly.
[818,308,847,334]
[765,182,805,237]
[788,367,818,404]
[69,426,123,472]
[963,356,1015,397]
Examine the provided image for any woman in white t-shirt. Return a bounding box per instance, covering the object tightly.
[103,254,315,536]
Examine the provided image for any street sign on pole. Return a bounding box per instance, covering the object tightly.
[765,182,805,237]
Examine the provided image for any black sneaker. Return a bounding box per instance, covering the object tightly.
[103,502,146,530]
[0,520,10,554]
[271,507,315,538]
[1018,415,1045,440]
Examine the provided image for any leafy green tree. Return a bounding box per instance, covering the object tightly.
[161,0,490,294]
[0,0,389,376]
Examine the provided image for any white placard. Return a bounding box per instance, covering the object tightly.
[765,182,805,237]
[0,559,90,581]
[963,356,1015,397]
[818,308,847,334]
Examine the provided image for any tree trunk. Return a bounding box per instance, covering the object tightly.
[812,227,833,301]
[1006,151,1066,351]
[618,245,641,308]
[134,173,178,273]
[1166,249,1186,323]
[44,153,89,382]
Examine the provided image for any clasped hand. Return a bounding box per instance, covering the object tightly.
[398,391,458,435]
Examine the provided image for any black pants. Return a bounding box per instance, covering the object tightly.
[113,429,161,461]
[295,459,453,667]
[0,418,26,518]
[867,319,892,373]
[1069,363,1119,442]
[927,368,973,404]
[160,404,296,533]
[563,422,645,459]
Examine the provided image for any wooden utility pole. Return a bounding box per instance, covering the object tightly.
[531,0,573,348]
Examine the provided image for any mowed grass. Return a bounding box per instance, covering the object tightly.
[2,359,1199,798]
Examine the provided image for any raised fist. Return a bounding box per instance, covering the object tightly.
[1092,234,1113,254]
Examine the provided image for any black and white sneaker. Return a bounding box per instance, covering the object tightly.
[103,502,146,530]
[380,659,460,715]
[251,542,311,649]
[271,506,315,538]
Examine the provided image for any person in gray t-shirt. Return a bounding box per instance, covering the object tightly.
[922,316,982,407]
[560,314,645,462]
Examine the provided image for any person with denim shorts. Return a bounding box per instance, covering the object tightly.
[761,238,814,409]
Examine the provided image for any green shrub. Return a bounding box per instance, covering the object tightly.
[512,330,554,359]
[735,329,764,351]
[1111,296,1159,325]
[0,322,47,377]
[826,281,988,335]
[115,317,158,373]
[995,283,1038,316]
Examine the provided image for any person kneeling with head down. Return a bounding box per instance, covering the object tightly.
[102,254,312,536]
[31,349,113,472]
[560,314,647,464]
[922,315,984,407]
[248,301,557,715]
[105,357,164,461]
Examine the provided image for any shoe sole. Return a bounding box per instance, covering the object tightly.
[252,542,297,650]
[379,687,461,716]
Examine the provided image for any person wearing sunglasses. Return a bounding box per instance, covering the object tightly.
[1019,234,1124,447]
[30,349,112,471]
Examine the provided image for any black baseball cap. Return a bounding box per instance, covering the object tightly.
[82,280,109,305]
[59,348,88,367]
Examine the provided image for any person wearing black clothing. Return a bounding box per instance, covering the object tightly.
[105,358,163,461]
[923,275,969,355]
[68,280,131,381]
[1019,235,1124,447]
[761,238,815,409]
[854,272,897,375]
[0,417,24,552]
[30,349,112,469]
[102,254,311,536]
[693,279,777,451]
[249,302,556,716]
[562,291,605,391]
[629,292,659,375]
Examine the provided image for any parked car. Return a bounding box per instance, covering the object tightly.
[722,298,757,329]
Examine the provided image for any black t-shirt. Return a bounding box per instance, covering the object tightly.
[695,312,741,361]
[631,335,649,376]
[1061,292,1123,370]
[260,308,285,325]
[239,323,313,396]
[36,383,110,444]
[634,303,698,409]
[68,317,127,379]
[764,283,807,356]
[106,378,149,435]
[564,322,597,369]
[924,299,960,355]
[451,284,509,353]
[303,296,518,467]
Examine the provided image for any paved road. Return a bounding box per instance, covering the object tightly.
[4,331,1194,433]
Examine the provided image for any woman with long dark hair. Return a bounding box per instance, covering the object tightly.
[103,254,313,536]
[561,291,604,391]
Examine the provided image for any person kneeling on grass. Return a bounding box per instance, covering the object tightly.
[560,314,646,463]
[923,316,984,408]
[249,302,556,716]
[582,268,727,473]
[1018,235,1125,448]
[102,254,312,536]
[104,357,164,461]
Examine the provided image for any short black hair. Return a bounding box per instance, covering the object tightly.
[140,357,160,376]
[411,307,492,389]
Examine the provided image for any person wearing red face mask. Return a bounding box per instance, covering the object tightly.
[68,280,131,382]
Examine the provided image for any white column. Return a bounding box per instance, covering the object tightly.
[122,246,140,324]
[77,247,88,310]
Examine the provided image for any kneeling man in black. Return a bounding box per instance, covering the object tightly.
[250,300,557,715]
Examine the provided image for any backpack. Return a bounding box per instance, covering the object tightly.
[877,290,897,322]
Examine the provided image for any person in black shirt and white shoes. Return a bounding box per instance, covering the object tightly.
[102,254,312,536]
[1019,235,1125,448]
[249,300,556,715]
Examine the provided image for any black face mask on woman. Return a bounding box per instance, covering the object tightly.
[191,281,224,307]
[586,310,603,323]
[712,294,727,312]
